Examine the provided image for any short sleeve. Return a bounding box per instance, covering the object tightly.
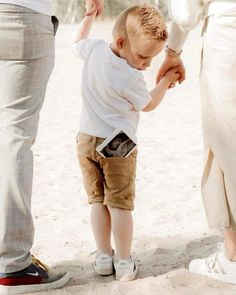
[72,39,102,60]
[124,73,152,111]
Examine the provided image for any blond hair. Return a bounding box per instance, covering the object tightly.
[112,4,168,41]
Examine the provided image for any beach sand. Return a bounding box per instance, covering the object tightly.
[24,21,236,294]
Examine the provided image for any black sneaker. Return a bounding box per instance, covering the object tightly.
[0,256,70,294]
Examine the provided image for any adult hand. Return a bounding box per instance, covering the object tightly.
[85,0,104,16]
[156,55,186,85]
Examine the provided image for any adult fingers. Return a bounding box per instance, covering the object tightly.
[96,5,104,15]
[84,6,97,16]
[179,67,186,84]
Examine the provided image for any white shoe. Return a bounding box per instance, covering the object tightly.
[114,256,138,281]
[94,252,114,276]
[189,243,236,284]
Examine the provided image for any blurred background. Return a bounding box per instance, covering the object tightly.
[53,0,168,23]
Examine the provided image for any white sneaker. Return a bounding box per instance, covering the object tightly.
[114,256,138,281]
[94,252,114,276]
[189,243,236,284]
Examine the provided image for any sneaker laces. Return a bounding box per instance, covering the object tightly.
[88,250,97,257]
[205,243,223,271]
[88,250,114,260]
[87,250,97,261]
[31,255,49,272]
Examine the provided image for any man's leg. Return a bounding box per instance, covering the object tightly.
[0,4,54,273]
[0,5,70,293]
[0,58,54,273]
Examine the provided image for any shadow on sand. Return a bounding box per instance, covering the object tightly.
[51,235,222,286]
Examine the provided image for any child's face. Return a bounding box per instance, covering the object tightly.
[117,36,165,71]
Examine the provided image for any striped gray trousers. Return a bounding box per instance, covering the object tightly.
[0,4,56,273]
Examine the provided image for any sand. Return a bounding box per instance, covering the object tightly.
[22,20,236,294]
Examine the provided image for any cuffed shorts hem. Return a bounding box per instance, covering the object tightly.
[88,197,134,211]
[104,200,134,211]
[88,195,104,204]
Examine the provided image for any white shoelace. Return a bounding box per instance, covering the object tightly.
[205,243,226,274]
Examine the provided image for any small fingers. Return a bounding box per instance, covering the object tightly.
[156,72,164,84]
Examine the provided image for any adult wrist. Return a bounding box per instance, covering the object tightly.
[165,45,182,57]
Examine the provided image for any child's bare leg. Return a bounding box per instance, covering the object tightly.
[90,203,113,254]
[108,206,133,260]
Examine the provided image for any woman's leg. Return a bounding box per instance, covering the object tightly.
[189,12,236,282]
[225,230,236,261]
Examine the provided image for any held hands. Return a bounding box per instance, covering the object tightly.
[157,55,185,87]
[85,0,104,16]
[162,66,181,89]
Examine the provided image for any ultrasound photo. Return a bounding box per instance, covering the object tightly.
[96,130,137,158]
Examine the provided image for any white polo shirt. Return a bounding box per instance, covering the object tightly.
[0,0,52,15]
[73,39,152,139]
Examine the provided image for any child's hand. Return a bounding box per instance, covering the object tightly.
[85,1,98,16]
[162,66,181,88]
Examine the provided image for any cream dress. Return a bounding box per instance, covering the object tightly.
[168,0,236,230]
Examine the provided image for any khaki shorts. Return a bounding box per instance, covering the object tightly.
[76,132,137,211]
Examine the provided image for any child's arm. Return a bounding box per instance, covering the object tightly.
[85,0,104,16]
[71,2,97,44]
[142,67,180,112]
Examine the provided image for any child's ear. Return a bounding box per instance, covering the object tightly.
[116,37,125,49]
